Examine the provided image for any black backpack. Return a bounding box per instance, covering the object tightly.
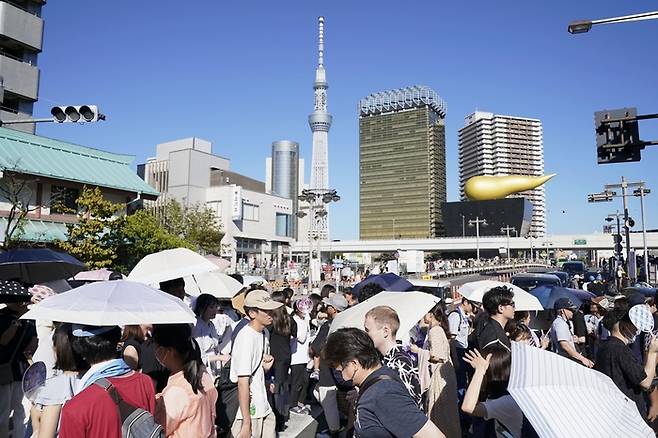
[94,378,164,438]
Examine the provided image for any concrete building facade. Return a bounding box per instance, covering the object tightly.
[458,111,546,236]
[140,138,295,271]
[359,85,447,240]
[0,0,45,134]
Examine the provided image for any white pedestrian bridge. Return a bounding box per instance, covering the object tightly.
[291,232,658,254]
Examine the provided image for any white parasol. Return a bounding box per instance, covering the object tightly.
[329,291,439,342]
[458,280,543,311]
[508,341,653,437]
[127,248,218,286]
[184,270,244,299]
[20,280,195,325]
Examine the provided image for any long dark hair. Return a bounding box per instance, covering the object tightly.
[54,323,88,372]
[481,341,511,399]
[429,303,451,335]
[271,291,291,337]
[152,324,205,394]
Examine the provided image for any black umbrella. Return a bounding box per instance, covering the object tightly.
[0,280,31,303]
[0,248,86,284]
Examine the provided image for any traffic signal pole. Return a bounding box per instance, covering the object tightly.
[621,177,633,281]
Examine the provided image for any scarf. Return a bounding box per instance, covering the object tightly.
[77,358,132,393]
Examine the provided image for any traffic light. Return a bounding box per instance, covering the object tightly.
[51,105,104,123]
[595,108,642,164]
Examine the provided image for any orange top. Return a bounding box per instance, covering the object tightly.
[155,370,217,438]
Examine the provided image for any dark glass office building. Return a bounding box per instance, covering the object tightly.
[359,85,447,240]
[441,198,533,238]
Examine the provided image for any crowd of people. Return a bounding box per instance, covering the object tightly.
[2,267,658,438]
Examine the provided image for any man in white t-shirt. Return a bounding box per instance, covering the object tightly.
[230,290,282,438]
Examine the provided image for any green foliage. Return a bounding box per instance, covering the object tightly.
[111,209,192,274]
[159,199,224,255]
[55,186,122,269]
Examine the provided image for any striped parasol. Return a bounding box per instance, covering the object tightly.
[508,342,653,437]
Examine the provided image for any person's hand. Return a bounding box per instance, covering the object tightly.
[464,349,492,373]
[218,354,231,362]
[237,422,252,438]
[262,354,274,365]
[409,344,420,354]
[649,401,658,422]
[580,356,594,368]
[540,334,550,350]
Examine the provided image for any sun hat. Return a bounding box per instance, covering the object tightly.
[323,293,348,312]
[244,290,283,310]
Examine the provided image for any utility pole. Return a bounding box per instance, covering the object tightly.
[634,187,651,283]
[500,225,516,262]
[468,217,487,263]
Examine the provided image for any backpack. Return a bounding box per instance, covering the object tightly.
[94,378,164,438]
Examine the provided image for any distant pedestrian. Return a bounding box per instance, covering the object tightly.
[193,294,229,378]
[289,297,312,414]
[477,287,515,350]
[550,298,593,367]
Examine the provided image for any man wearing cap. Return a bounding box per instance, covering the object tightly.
[59,325,155,438]
[310,293,348,437]
[230,290,281,438]
[550,298,594,367]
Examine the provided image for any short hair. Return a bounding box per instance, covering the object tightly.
[322,327,381,370]
[54,323,88,372]
[194,294,219,318]
[482,286,515,315]
[359,283,384,303]
[343,287,354,296]
[229,273,244,285]
[365,306,400,335]
[72,326,122,365]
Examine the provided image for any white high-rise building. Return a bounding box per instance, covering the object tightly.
[308,16,332,240]
[458,111,546,236]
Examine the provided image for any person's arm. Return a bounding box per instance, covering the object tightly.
[236,376,252,438]
[559,341,593,367]
[461,349,490,417]
[639,337,658,389]
[413,419,445,438]
[123,345,139,370]
[447,312,460,339]
[38,404,63,438]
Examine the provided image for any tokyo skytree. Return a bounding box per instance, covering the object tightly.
[308,16,332,240]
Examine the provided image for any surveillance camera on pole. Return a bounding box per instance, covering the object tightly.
[50,105,105,123]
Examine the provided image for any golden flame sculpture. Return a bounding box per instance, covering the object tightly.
[464,174,556,201]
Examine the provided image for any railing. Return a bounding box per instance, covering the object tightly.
[0,105,19,115]
[422,262,551,279]
[0,50,33,65]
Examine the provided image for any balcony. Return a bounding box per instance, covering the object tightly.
[0,1,44,51]
[0,53,39,100]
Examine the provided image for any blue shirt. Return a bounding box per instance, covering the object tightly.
[354,366,428,438]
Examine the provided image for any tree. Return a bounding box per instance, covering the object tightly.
[55,186,122,269]
[158,199,223,255]
[0,170,37,249]
[112,209,192,273]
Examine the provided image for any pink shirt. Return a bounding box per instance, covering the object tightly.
[155,370,218,438]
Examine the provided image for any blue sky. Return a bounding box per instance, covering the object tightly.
[35,1,658,240]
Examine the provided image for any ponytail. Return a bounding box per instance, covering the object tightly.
[152,324,205,394]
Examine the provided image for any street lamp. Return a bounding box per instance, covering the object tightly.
[568,10,658,34]
[468,217,487,263]
[297,188,340,289]
[501,226,517,262]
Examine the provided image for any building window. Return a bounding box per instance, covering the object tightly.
[50,186,80,214]
[276,213,292,237]
[242,203,259,221]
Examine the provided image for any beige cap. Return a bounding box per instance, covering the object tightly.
[244,290,283,310]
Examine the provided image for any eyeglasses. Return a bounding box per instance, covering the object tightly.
[501,301,516,308]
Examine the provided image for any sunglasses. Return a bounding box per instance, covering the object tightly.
[501,301,516,308]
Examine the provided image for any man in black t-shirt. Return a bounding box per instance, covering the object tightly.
[476,287,514,350]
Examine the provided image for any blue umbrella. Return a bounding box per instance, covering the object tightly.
[530,285,595,310]
[352,273,414,298]
[0,248,86,284]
